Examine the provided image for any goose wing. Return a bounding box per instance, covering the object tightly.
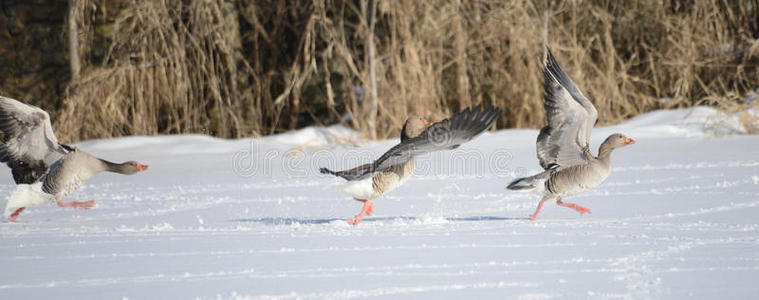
[536,49,598,170]
[0,96,69,183]
[321,105,500,181]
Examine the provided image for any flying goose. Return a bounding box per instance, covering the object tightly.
[507,49,635,220]
[0,96,149,221]
[321,106,500,225]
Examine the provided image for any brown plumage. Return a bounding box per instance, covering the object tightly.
[320,106,500,225]
[507,50,635,220]
[0,96,149,221]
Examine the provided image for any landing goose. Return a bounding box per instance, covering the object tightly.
[0,96,149,221]
[507,50,635,220]
[321,106,500,225]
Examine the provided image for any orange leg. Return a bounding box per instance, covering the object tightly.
[556,197,591,215]
[531,195,557,221]
[352,198,373,215]
[10,207,25,222]
[530,201,545,221]
[57,200,96,210]
[348,198,374,226]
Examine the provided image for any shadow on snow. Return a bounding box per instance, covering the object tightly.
[233,215,527,225]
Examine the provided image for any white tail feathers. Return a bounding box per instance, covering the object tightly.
[335,177,376,200]
[3,183,55,217]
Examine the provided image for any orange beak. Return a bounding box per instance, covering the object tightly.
[625,137,636,144]
[137,163,149,171]
[423,119,431,127]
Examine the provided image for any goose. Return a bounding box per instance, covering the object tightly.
[0,96,149,221]
[507,49,635,220]
[320,106,500,225]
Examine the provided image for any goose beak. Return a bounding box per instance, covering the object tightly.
[625,137,636,144]
[137,163,149,171]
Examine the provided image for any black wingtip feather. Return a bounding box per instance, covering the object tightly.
[542,48,577,95]
[447,105,499,139]
[319,167,335,175]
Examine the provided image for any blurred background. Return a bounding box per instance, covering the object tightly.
[0,0,757,142]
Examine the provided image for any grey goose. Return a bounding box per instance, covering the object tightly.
[507,50,635,220]
[321,106,500,225]
[0,96,149,221]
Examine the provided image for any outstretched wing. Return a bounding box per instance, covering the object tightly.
[536,49,598,170]
[0,96,68,184]
[321,105,500,181]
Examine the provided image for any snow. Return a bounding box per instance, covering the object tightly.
[1,106,758,299]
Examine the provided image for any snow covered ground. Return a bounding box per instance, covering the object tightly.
[0,107,758,299]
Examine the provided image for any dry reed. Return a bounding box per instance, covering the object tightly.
[51,0,759,142]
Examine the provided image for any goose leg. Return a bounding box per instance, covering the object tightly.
[530,195,552,221]
[362,199,374,216]
[10,207,25,221]
[348,198,374,225]
[556,197,591,215]
[57,200,96,210]
[352,197,373,216]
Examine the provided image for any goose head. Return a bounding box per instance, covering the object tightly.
[602,133,636,151]
[113,161,150,175]
[400,116,430,142]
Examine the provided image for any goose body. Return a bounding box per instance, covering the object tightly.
[42,150,107,199]
[336,159,415,201]
[507,50,634,220]
[0,96,148,221]
[321,106,500,225]
[540,154,611,197]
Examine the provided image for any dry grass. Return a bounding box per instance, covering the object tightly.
[59,0,252,140]
[54,0,759,141]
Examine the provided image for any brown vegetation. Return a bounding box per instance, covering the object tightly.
[2,0,758,142]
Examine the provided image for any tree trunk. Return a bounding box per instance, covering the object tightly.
[67,0,81,82]
[365,0,378,140]
[454,1,470,110]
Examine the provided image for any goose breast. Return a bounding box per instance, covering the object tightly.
[42,151,103,198]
